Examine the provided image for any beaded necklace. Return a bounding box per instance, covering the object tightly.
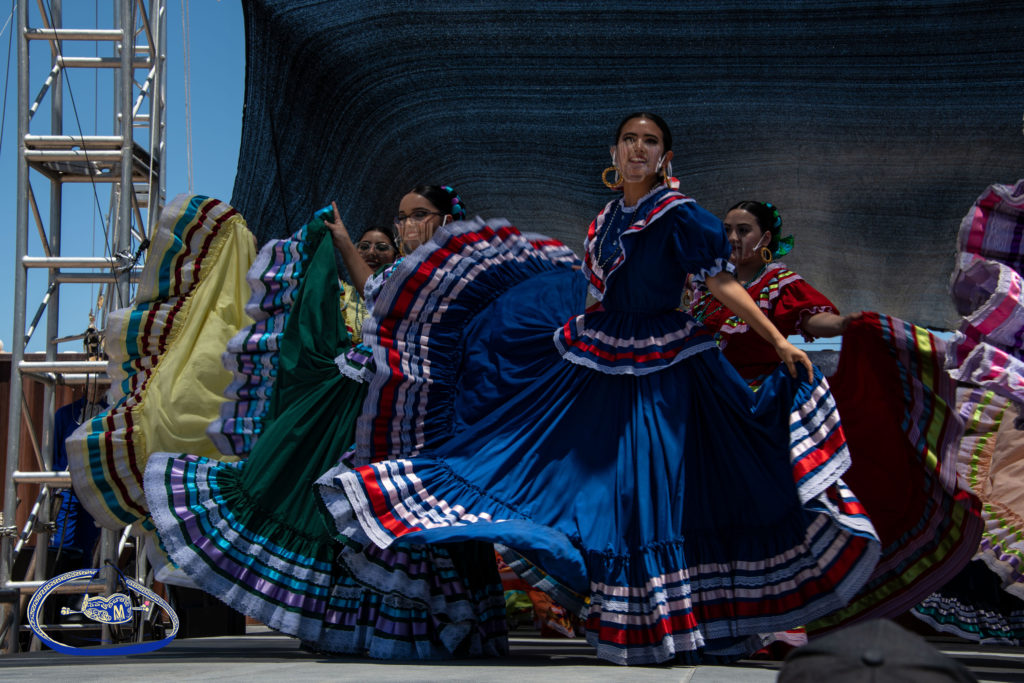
[594,201,627,270]
[593,184,676,273]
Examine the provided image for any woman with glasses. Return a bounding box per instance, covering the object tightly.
[328,185,464,300]
[392,185,458,253]
[355,226,398,266]
[343,225,397,344]
[144,184,521,659]
[319,113,882,665]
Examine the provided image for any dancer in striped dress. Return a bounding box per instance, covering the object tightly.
[912,179,1024,644]
[318,113,881,665]
[65,194,258,584]
[689,201,983,636]
[144,187,511,658]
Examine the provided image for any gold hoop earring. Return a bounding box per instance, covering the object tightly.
[602,166,623,190]
[662,166,670,187]
[760,246,773,263]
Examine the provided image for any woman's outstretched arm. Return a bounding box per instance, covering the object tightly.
[326,201,373,296]
[802,310,862,338]
[705,271,814,380]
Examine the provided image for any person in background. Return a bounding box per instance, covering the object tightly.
[46,379,106,629]
[328,184,466,297]
[342,225,397,343]
[690,200,985,642]
[50,379,106,573]
[688,200,856,387]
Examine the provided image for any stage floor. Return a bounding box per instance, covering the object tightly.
[1,628,1022,682]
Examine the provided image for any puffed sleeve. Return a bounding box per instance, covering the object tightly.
[362,258,402,313]
[671,201,734,284]
[772,276,839,340]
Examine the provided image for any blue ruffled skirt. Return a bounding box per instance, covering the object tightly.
[319,218,881,665]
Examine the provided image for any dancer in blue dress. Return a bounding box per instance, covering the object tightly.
[318,113,881,665]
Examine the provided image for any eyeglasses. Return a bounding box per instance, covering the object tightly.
[393,209,442,228]
[356,241,396,253]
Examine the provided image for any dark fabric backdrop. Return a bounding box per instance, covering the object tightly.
[230,0,1024,329]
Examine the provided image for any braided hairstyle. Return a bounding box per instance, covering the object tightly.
[727,200,781,255]
[410,184,467,222]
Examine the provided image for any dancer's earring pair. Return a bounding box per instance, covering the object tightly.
[601,157,672,190]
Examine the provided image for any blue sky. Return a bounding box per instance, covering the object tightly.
[0,1,244,353]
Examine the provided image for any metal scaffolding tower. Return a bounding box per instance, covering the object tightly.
[2,0,166,652]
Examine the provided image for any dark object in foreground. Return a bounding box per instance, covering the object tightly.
[779,618,978,682]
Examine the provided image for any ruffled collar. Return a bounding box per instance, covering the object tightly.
[582,184,694,300]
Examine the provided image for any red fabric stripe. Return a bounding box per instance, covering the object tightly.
[964,195,995,255]
[836,495,869,518]
[494,225,518,241]
[791,419,846,482]
[586,610,700,647]
[370,338,403,458]
[529,238,561,249]
[560,327,713,364]
[101,407,147,519]
[637,195,687,229]
[693,537,868,621]
[122,407,146,500]
[563,341,687,364]
[359,465,419,537]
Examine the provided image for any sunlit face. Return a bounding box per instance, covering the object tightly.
[612,118,670,184]
[394,192,448,254]
[355,229,397,269]
[723,208,769,267]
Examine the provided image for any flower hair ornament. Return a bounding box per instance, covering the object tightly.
[772,234,795,260]
[760,202,794,262]
[442,185,467,221]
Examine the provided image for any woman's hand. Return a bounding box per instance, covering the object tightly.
[326,201,353,251]
[325,201,373,297]
[775,338,814,380]
[706,272,816,380]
